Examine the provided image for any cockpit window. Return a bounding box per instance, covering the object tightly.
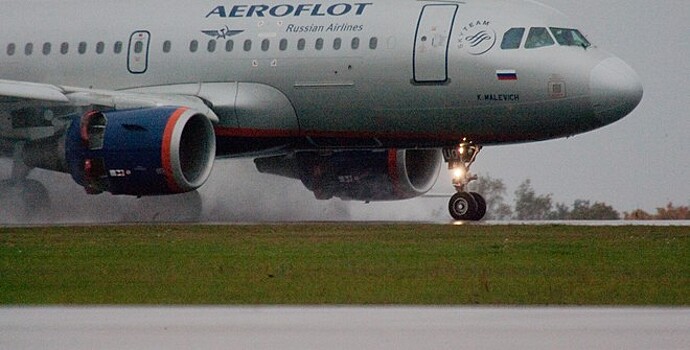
[524,27,555,49]
[550,27,591,48]
[501,28,525,49]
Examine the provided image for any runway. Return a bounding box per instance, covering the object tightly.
[4,220,690,228]
[2,307,689,350]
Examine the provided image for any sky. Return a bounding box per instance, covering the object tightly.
[1,0,688,223]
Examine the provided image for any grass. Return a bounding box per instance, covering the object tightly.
[1,224,689,305]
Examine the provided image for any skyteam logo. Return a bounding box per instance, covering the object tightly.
[457,20,496,56]
[206,3,373,18]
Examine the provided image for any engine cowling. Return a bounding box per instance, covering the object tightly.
[255,149,442,201]
[64,107,216,196]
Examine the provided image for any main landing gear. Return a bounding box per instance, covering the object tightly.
[0,142,50,222]
[444,142,486,221]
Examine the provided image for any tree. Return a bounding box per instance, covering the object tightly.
[624,203,690,220]
[624,209,654,220]
[548,202,571,220]
[470,174,513,220]
[568,200,620,220]
[655,203,690,220]
[513,179,553,220]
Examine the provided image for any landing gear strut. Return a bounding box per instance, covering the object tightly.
[443,142,486,221]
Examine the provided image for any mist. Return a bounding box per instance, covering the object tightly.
[0,159,450,224]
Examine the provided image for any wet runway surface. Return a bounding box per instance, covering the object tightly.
[2,307,689,349]
[5,220,690,228]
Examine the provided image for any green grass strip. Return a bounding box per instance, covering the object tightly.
[1,224,688,305]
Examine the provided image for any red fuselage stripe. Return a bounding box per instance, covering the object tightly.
[387,149,402,197]
[213,126,473,141]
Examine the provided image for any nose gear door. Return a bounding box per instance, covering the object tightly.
[413,4,458,84]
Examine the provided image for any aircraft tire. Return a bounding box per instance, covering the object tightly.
[448,192,478,221]
[469,192,487,221]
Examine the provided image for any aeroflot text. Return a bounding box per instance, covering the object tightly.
[206,3,373,18]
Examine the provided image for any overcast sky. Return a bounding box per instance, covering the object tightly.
[2,0,688,223]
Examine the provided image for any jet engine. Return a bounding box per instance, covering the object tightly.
[255,149,442,201]
[24,107,216,196]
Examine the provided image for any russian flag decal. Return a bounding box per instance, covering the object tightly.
[497,70,518,81]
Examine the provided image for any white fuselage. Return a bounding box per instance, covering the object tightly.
[0,0,642,151]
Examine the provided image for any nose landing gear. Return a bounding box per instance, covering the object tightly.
[444,142,486,221]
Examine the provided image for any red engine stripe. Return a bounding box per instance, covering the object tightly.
[161,107,188,193]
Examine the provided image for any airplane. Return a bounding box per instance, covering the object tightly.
[0,0,643,221]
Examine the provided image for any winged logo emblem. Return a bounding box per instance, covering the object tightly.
[201,26,244,40]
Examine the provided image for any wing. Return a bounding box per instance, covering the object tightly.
[0,80,70,103]
[0,79,219,142]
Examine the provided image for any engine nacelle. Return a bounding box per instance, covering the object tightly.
[255,149,442,201]
[64,107,216,196]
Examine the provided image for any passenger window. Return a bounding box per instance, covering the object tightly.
[315,38,324,50]
[163,40,172,53]
[96,42,105,54]
[333,38,342,50]
[225,40,234,52]
[243,39,252,52]
[42,43,51,55]
[190,40,199,53]
[369,37,378,50]
[134,41,143,54]
[279,39,288,51]
[261,39,270,51]
[208,40,217,52]
[7,43,15,56]
[114,41,123,54]
[24,43,33,56]
[297,38,306,51]
[61,42,69,55]
[351,37,360,50]
[78,42,87,54]
[550,27,591,48]
[525,27,555,49]
[501,28,525,49]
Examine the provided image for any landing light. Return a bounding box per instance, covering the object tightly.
[453,168,465,180]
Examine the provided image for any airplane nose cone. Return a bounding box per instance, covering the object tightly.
[590,57,643,123]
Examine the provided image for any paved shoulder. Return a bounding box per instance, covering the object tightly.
[1,307,689,350]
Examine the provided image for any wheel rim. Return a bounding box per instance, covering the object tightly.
[449,192,479,221]
[452,197,469,216]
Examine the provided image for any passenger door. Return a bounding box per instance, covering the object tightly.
[413,4,458,84]
[128,31,150,74]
